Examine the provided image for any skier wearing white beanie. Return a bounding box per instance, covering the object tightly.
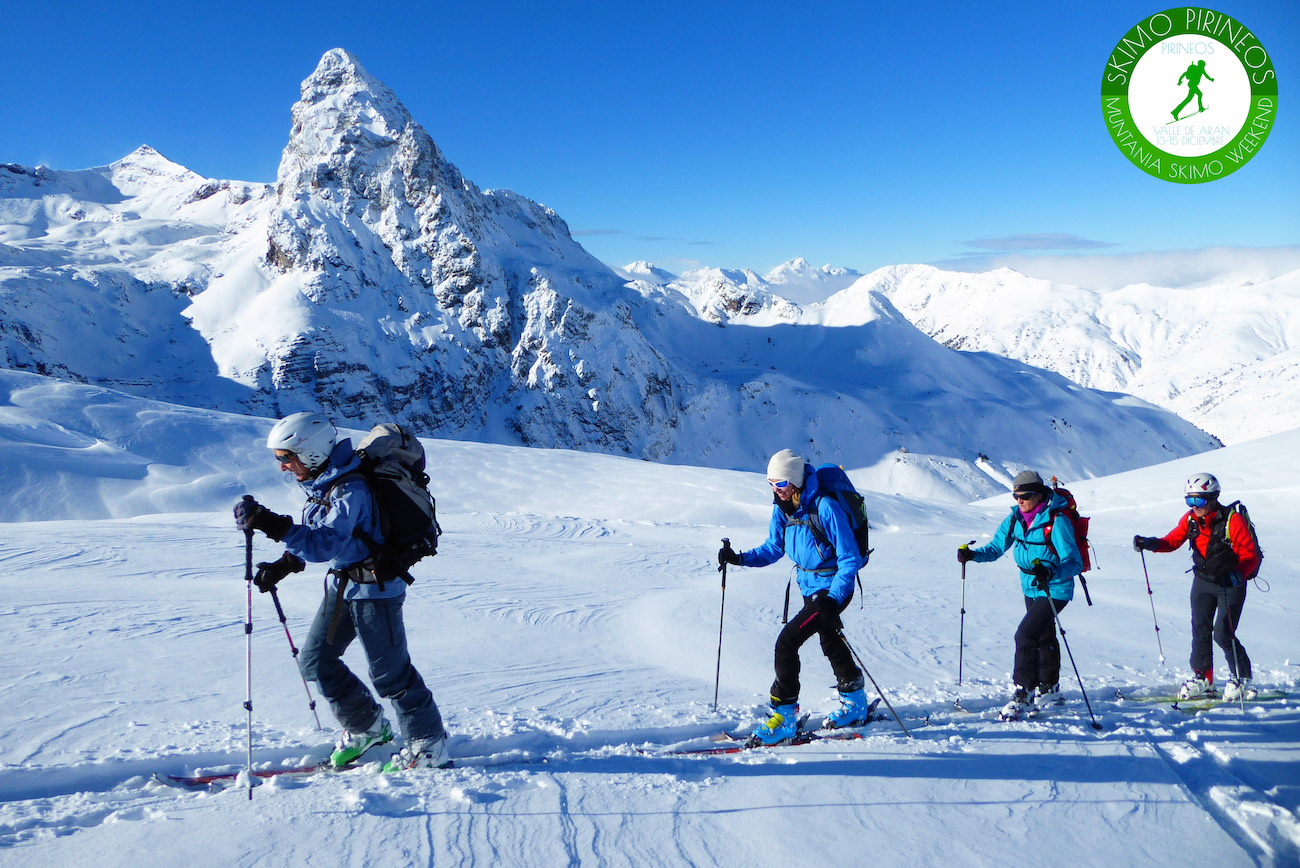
[717,448,867,745]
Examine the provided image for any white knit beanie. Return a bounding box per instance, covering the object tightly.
[766,449,806,488]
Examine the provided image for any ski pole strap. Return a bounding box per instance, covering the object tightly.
[1080,575,1093,607]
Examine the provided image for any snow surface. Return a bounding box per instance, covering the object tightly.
[1,372,1297,866]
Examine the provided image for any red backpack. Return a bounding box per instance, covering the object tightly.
[1043,479,1094,605]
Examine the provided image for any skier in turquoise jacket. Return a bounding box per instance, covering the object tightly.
[958,470,1082,720]
[718,449,867,744]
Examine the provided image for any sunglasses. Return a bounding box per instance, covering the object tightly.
[274,450,299,464]
[1185,495,1210,508]
[1013,491,1040,501]
[768,479,792,490]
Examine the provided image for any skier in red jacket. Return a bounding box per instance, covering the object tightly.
[1134,473,1262,701]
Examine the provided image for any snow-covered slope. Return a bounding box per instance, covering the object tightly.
[0,375,1296,866]
[0,148,271,410]
[848,263,1300,444]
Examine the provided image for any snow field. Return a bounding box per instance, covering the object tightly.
[0,388,1297,866]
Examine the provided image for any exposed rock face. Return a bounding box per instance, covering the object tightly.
[195,49,682,457]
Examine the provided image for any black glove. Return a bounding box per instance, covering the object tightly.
[1133,535,1158,552]
[1029,561,1052,592]
[815,591,843,630]
[253,552,305,593]
[234,496,292,542]
[718,541,741,571]
[957,544,976,564]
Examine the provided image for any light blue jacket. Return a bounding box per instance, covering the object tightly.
[969,492,1082,601]
[282,439,403,601]
[739,464,863,604]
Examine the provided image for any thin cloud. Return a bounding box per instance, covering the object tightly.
[965,233,1119,253]
[931,245,1300,291]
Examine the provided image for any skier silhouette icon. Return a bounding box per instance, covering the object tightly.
[1171,60,1214,121]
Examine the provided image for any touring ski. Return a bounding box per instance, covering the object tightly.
[665,700,885,756]
[154,751,546,790]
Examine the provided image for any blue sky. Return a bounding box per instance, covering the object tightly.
[3,1,1297,276]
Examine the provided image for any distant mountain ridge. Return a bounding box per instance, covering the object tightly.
[0,49,1224,500]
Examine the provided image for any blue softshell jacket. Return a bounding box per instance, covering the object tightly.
[739,463,863,603]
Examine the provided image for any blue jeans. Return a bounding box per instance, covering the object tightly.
[300,588,444,742]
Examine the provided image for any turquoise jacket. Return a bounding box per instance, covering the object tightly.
[969,492,1082,601]
[739,463,863,603]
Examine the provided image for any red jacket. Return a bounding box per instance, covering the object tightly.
[1156,507,1262,582]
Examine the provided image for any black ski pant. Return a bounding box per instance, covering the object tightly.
[770,592,860,706]
[1190,578,1250,680]
[1013,595,1067,692]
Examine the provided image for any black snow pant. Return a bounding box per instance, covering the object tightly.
[1013,595,1067,692]
[770,591,860,706]
[1190,578,1250,680]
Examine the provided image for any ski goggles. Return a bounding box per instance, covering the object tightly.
[1185,494,1210,508]
[768,479,792,490]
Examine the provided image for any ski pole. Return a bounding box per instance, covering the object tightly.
[712,538,729,712]
[243,529,255,800]
[1221,587,1246,711]
[269,587,323,730]
[958,540,973,686]
[1035,560,1102,730]
[837,629,912,738]
[1139,550,1165,665]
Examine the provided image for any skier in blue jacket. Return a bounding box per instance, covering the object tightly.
[234,412,446,771]
[718,449,866,743]
[958,470,1082,720]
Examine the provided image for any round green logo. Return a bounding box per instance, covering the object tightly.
[1102,7,1277,183]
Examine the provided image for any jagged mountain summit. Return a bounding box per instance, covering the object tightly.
[0,49,1221,499]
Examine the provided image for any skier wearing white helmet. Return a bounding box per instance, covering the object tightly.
[1133,473,1263,701]
[234,412,447,772]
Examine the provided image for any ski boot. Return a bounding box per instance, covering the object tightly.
[999,688,1035,721]
[749,702,799,746]
[330,715,394,768]
[823,688,871,729]
[1222,677,1257,702]
[1178,670,1214,700]
[383,733,450,772]
[1035,683,1063,710]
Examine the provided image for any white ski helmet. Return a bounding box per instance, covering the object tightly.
[1185,472,1221,498]
[267,412,337,472]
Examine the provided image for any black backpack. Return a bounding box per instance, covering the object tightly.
[328,423,441,587]
[1188,500,1264,580]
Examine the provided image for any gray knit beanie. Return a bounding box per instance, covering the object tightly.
[1011,470,1049,495]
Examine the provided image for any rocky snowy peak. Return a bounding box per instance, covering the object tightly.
[188,48,684,459]
[618,261,677,285]
[762,257,862,304]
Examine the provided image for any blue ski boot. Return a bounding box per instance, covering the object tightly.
[823,687,870,729]
[750,702,799,745]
